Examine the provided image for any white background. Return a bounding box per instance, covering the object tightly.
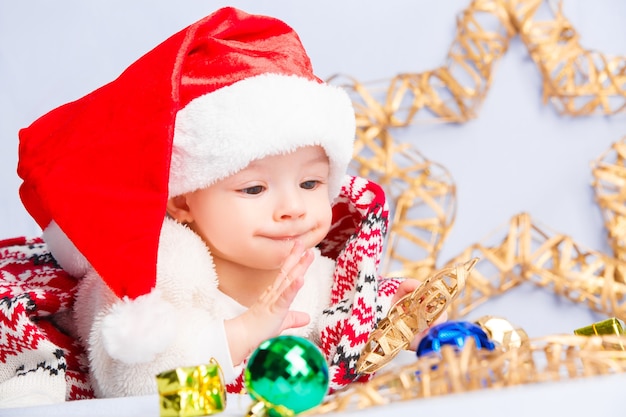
[1,1,625,415]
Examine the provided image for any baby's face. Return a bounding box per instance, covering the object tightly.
[183,145,333,270]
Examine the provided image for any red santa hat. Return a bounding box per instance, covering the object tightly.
[17,7,355,300]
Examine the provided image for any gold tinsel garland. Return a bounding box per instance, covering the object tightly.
[311,0,626,413]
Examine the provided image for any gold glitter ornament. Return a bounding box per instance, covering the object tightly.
[474,315,529,350]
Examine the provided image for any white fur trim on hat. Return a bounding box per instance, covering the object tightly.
[169,73,355,199]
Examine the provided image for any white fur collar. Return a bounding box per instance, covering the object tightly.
[156,217,335,332]
[72,217,336,397]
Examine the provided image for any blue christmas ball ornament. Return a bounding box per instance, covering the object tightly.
[416,321,495,357]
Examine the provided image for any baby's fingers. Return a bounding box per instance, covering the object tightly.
[275,257,313,311]
[278,240,307,278]
[272,241,314,295]
[280,311,311,333]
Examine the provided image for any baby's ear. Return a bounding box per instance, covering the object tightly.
[166,195,194,224]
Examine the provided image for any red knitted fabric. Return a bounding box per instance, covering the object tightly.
[0,237,93,401]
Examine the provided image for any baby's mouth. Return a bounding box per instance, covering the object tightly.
[266,233,305,242]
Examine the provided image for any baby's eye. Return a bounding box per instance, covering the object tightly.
[300,180,320,190]
[240,185,265,195]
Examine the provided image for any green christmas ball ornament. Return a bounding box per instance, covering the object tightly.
[244,335,329,417]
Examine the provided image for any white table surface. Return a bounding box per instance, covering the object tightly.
[4,371,623,417]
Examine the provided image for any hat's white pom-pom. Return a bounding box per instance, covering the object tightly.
[101,290,178,364]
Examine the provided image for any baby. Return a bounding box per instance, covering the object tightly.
[14,7,437,399]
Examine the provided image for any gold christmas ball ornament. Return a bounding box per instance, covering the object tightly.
[474,316,529,350]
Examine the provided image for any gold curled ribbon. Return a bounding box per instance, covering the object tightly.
[156,359,226,417]
[356,257,476,374]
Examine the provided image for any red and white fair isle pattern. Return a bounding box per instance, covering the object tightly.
[318,176,400,390]
[0,237,93,402]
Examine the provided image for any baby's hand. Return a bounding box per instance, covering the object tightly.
[225,240,313,365]
[392,279,448,351]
